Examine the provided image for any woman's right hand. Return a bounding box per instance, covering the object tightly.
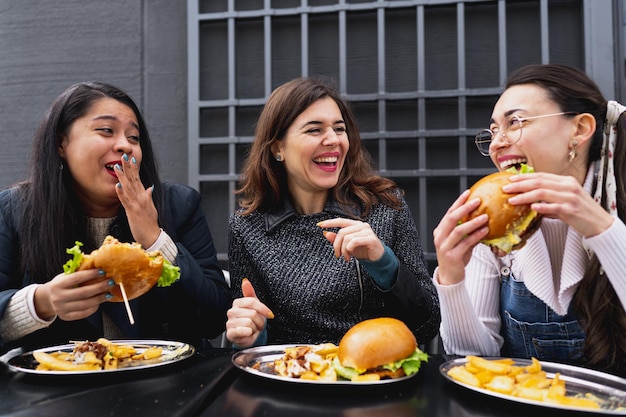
[33,269,114,321]
[226,279,274,348]
[433,190,490,286]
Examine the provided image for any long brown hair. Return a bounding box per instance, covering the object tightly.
[236,77,402,216]
[505,64,626,374]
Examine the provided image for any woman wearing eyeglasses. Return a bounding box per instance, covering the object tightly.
[432,64,626,376]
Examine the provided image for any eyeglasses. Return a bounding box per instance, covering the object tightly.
[474,112,577,156]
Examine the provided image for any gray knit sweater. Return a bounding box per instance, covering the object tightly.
[228,194,440,346]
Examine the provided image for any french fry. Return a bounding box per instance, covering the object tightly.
[314,343,338,356]
[519,373,551,389]
[131,346,163,360]
[484,375,515,394]
[33,351,101,372]
[514,386,547,401]
[474,370,496,385]
[525,357,542,373]
[447,365,482,387]
[299,371,320,380]
[515,370,546,384]
[446,356,603,410]
[272,343,340,380]
[103,353,117,370]
[467,355,512,374]
[32,339,164,372]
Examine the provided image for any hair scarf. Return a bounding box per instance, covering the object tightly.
[584,101,626,259]
[594,100,626,216]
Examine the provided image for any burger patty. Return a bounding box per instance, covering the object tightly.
[370,367,405,379]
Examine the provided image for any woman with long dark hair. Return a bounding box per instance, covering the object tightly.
[225,77,440,348]
[0,82,230,351]
[433,64,626,376]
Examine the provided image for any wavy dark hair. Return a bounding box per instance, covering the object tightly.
[16,82,163,282]
[505,64,626,374]
[236,77,402,217]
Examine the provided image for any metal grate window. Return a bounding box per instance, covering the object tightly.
[188,0,616,273]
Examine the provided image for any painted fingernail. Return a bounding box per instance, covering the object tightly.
[107,279,115,286]
[105,293,113,300]
[98,269,106,276]
[123,154,129,162]
[131,156,136,164]
[117,182,122,189]
[115,164,122,171]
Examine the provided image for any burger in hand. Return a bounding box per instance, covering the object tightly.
[63,235,180,302]
[332,317,428,381]
[462,164,542,254]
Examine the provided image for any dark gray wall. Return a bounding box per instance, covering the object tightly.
[0,0,188,190]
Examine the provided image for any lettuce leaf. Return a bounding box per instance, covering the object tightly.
[332,348,429,379]
[332,357,361,380]
[383,348,429,376]
[505,163,535,174]
[63,241,84,274]
[158,260,180,287]
[63,240,181,287]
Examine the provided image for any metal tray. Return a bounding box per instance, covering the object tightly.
[232,344,418,385]
[5,340,194,375]
[440,357,626,414]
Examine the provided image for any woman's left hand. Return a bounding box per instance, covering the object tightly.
[114,153,161,247]
[504,172,614,238]
[317,218,385,261]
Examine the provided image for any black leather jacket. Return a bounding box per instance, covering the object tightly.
[0,182,230,352]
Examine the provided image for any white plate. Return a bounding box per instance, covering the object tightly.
[232,343,419,385]
[5,339,194,375]
[440,357,626,414]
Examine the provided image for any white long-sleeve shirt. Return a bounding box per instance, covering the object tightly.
[434,169,626,356]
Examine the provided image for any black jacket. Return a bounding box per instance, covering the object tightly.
[0,183,230,352]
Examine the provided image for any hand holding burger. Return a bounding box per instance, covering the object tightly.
[461,164,542,254]
[63,235,180,302]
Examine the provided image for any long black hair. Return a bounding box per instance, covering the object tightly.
[16,82,163,282]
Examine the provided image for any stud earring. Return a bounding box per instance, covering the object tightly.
[275,154,282,162]
[568,141,578,162]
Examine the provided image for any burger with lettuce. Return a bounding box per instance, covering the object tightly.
[63,235,180,302]
[332,317,428,381]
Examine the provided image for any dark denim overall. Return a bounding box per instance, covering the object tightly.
[499,265,585,363]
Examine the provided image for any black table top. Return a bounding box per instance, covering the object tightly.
[0,348,613,417]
